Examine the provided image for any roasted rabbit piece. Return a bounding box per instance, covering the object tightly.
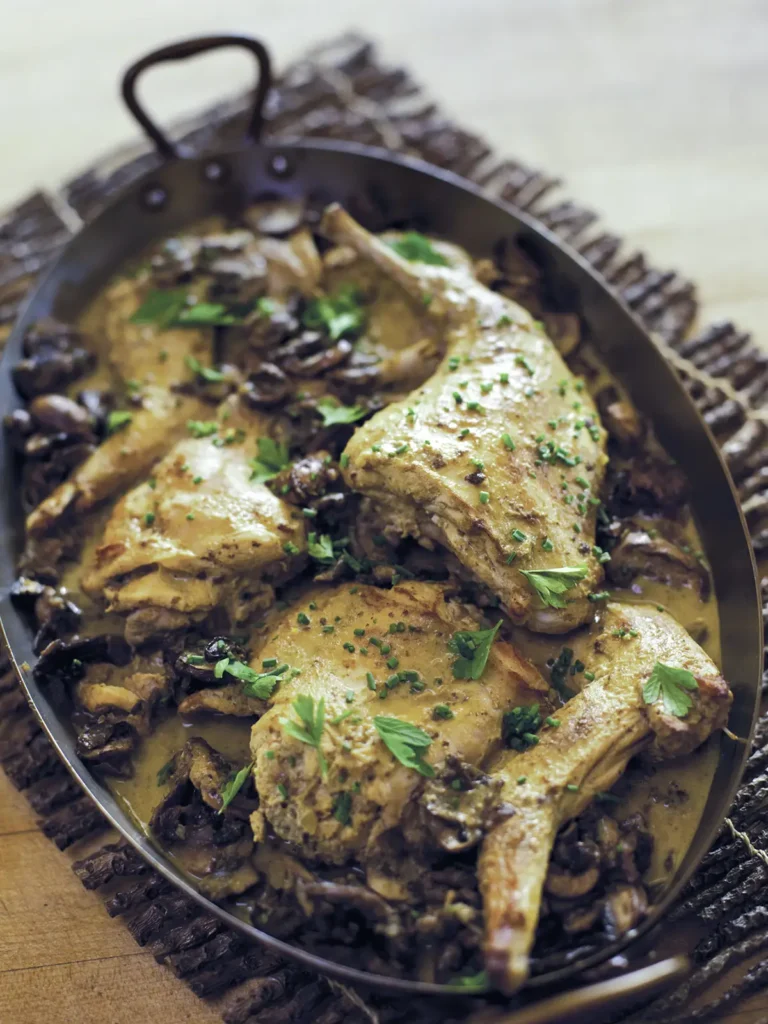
[479,602,732,992]
[248,581,548,869]
[83,402,306,645]
[322,205,608,633]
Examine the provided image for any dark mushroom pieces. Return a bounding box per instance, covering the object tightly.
[606,456,689,516]
[602,884,648,940]
[151,738,258,897]
[606,526,710,598]
[243,198,306,237]
[239,363,293,408]
[12,318,95,399]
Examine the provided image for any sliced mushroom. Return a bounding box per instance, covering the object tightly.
[607,456,689,515]
[602,884,648,940]
[124,607,197,647]
[178,684,267,718]
[28,394,94,437]
[544,864,600,900]
[606,527,709,598]
[77,682,144,716]
[562,902,602,934]
[239,363,292,408]
[12,319,94,399]
[244,198,306,237]
[601,400,646,451]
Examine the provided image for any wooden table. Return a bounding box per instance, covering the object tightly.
[1,2,767,1021]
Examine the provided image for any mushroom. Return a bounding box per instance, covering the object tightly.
[562,903,602,934]
[28,394,94,437]
[12,319,94,398]
[600,399,646,451]
[244,198,306,237]
[208,252,268,304]
[178,684,267,718]
[279,333,353,378]
[544,864,601,900]
[607,456,689,516]
[239,363,292,408]
[149,235,202,285]
[602,884,648,940]
[271,451,341,506]
[606,527,710,598]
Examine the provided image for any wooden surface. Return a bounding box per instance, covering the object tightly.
[1,1,767,1021]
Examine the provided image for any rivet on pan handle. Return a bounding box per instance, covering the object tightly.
[121,34,272,159]
[471,957,689,1024]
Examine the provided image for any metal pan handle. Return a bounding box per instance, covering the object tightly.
[121,34,272,159]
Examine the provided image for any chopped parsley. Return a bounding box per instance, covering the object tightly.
[307,532,335,562]
[302,285,365,341]
[433,704,454,720]
[106,410,133,435]
[216,657,283,699]
[249,437,290,484]
[219,762,253,813]
[129,288,187,328]
[316,398,368,427]
[332,791,352,825]
[185,354,226,381]
[280,694,328,777]
[373,716,434,777]
[389,232,449,266]
[520,565,589,608]
[448,620,501,680]
[187,419,218,438]
[502,704,542,750]
[642,662,699,718]
[176,302,242,326]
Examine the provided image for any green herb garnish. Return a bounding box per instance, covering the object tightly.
[373,716,434,778]
[307,532,335,563]
[215,657,282,699]
[502,704,542,750]
[642,662,699,718]
[448,621,501,680]
[219,762,253,812]
[156,759,174,785]
[281,695,327,777]
[302,285,366,340]
[316,398,368,427]
[177,303,242,327]
[249,437,290,484]
[185,354,226,381]
[520,565,589,608]
[187,420,218,438]
[129,288,187,328]
[388,232,449,266]
[106,410,133,435]
[332,791,352,825]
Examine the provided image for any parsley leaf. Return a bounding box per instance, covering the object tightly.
[249,437,290,483]
[176,303,242,327]
[214,656,282,699]
[308,531,335,562]
[185,354,226,381]
[302,285,366,341]
[373,716,434,778]
[316,398,368,427]
[642,661,699,718]
[280,694,328,777]
[130,288,188,328]
[448,621,501,680]
[389,232,449,267]
[332,791,352,825]
[519,565,589,608]
[502,704,543,750]
[187,420,219,438]
[219,762,253,812]
[106,410,133,435]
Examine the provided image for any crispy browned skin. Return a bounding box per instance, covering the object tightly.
[479,602,732,993]
[322,205,608,634]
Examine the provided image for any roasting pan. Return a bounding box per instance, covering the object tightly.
[0,35,761,1021]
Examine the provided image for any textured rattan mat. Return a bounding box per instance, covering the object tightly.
[2,32,768,1024]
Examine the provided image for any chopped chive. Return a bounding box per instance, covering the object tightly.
[545,717,561,728]
[501,432,516,451]
[541,537,554,552]
[297,612,310,625]
[366,672,377,691]
[566,783,580,793]
[386,656,399,669]
[479,491,490,504]
[144,512,155,526]
[511,529,526,542]
[433,704,454,720]
[322,625,335,634]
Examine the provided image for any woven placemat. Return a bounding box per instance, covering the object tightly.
[2,32,768,1024]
